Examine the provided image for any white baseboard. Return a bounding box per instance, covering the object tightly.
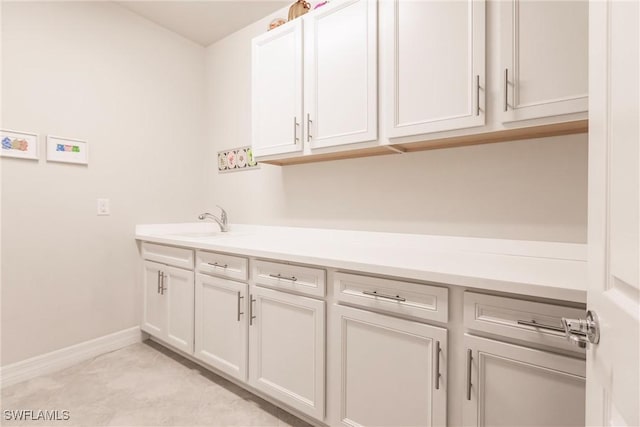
[0,326,143,388]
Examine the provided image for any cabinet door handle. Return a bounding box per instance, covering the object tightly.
[362,290,406,302]
[293,117,300,143]
[476,75,481,116]
[249,295,256,326]
[157,271,161,294]
[517,319,566,333]
[466,349,473,400]
[504,68,509,112]
[160,272,167,295]
[237,292,245,322]
[435,340,441,390]
[306,113,312,142]
[207,262,228,269]
[268,273,298,282]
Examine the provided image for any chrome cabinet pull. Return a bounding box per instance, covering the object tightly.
[504,68,509,112]
[249,295,256,326]
[306,113,312,142]
[237,291,244,322]
[517,319,566,333]
[207,262,228,269]
[268,273,298,282]
[157,271,161,294]
[293,117,300,143]
[160,272,167,295]
[466,349,473,400]
[435,341,441,390]
[362,290,406,302]
[476,75,481,116]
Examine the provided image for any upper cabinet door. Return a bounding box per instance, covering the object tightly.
[500,0,588,122]
[383,0,486,138]
[252,20,304,157]
[304,0,377,149]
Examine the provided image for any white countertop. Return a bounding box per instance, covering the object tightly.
[135,223,588,303]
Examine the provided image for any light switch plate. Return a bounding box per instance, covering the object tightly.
[97,198,110,216]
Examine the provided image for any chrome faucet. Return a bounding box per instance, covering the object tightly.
[198,206,229,232]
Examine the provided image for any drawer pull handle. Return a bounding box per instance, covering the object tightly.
[160,272,167,295]
[466,349,473,401]
[237,292,244,322]
[269,273,298,282]
[504,68,509,112]
[435,340,441,390]
[362,290,406,302]
[157,270,161,294]
[208,262,228,269]
[249,295,256,326]
[516,319,566,333]
[476,74,481,116]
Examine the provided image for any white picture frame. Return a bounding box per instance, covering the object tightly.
[46,135,88,165]
[0,129,39,160]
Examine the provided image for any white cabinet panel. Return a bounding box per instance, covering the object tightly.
[383,0,485,137]
[463,334,585,427]
[248,286,325,419]
[142,261,166,337]
[194,274,248,381]
[164,265,194,354]
[304,0,377,149]
[252,19,304,157]
[331,304,447,427]
[500,0,588,122]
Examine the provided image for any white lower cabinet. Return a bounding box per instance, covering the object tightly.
[142,260,194,354]
[248,285,325,420]
[463,334,586,427]
[331,304,448,427]
[194,273,248,381]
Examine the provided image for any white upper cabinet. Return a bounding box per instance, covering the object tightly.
[500,0,588,122]
[252,19,304,157]
[304,0,378,149]
[383,0,485,138]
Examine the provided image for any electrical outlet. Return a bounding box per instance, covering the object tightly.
[97,198,110,216]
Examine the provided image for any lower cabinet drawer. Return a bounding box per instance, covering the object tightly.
[252,259,326,297]
[334,272,448,323]
[196,250,248,281]
[141,242,194,269]
[463,292,585,352]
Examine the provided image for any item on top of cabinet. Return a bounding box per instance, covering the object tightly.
[288,0,310,21]
[269,18,287,31]
[313,1,329,9]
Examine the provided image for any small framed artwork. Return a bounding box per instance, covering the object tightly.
[46,135,88,165]
[218,146,259,173]
[0,129,39,160]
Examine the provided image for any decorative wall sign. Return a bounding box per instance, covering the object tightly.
[46,135,88,165]
[218,146,259,173]
[0,129,39,160]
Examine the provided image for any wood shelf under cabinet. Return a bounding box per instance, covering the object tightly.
[259,120,588,166]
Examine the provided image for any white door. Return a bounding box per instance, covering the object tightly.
[304,0,377,149]
[252,19,304,158]
[500,0,588,122]
[194,274,248,381]
[164,265,194,354]
[383,0,485,138]
[142,260,166,337]
[248,286,325,420]
[585,1,639,425]
[331,305,447,427]
[463,334,585,427]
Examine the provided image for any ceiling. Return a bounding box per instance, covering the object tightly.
[116,1,290,46]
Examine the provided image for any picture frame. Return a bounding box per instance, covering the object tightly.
[46,135,89,165]
[218,145,259,173]
[0,129,39,160]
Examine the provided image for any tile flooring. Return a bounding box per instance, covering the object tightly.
[1,341,312,426]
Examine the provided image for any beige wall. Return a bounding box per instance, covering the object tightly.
[204,9,588,242]
[1,2,206,365]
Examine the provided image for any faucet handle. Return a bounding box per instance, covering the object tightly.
[216,205,228,224]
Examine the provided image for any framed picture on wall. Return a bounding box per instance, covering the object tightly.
[0,129,39,160]
[46,135,89,165]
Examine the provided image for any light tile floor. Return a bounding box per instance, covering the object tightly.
[1,341,312,427]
